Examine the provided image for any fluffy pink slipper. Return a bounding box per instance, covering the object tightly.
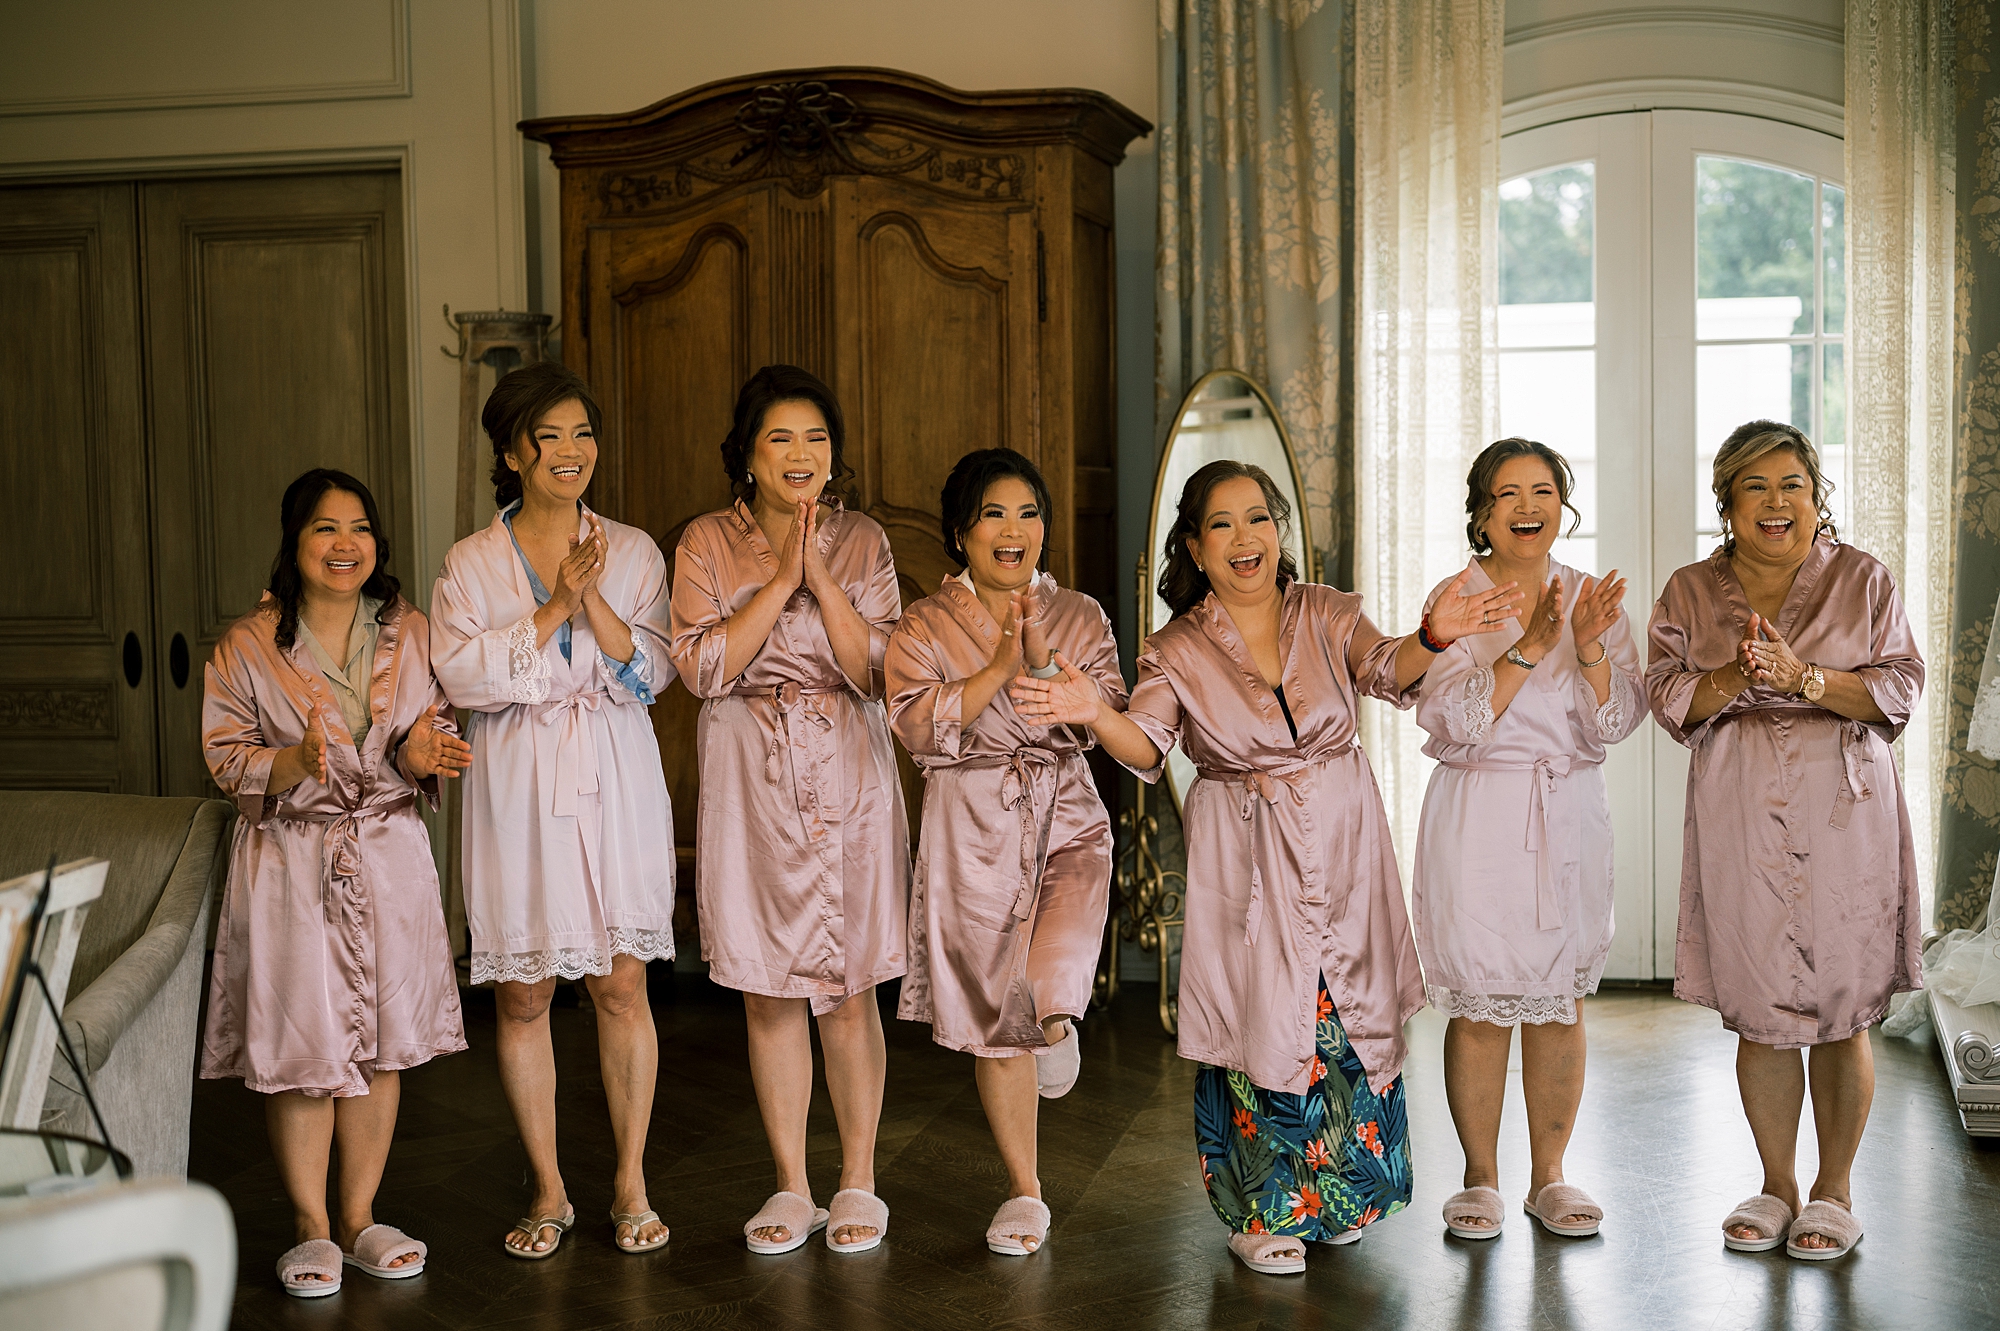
[744,1191,827,1255]
[1721,1193,1793,1252]
[1443,1186,1505,1240]
[341,1224,425,1279]
[1523,1182,1603,1238]
[1227,1230,1305,1275]
[1786,1199,1863,1262]
[276,1238,342,1298]
[825,1188,888,1254]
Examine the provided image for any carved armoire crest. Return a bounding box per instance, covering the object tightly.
[522,68,1150,885]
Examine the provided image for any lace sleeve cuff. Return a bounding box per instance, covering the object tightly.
[1972,675,2000,760]
[1452,666,1496,742]
[505,615,552,704]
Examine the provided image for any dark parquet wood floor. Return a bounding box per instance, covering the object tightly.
[190,975,2000,1331]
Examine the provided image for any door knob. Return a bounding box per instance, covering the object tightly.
[170,633,190,689]
[122,631,142,688]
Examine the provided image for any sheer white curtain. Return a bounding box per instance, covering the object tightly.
[1845,0,1955,914]
[1354,0,1503,874]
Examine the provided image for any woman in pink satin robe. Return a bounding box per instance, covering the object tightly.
[431,362,676,1258]
[202,469,469,1296]
[1011,459,1521,1276]
[1412,439,1645,1242]
[669,365,908,1256]
[1647,420,1923,1262]
[885,448,1125,1257]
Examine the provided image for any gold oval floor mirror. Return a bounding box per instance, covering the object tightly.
[1099,369,1317,1033]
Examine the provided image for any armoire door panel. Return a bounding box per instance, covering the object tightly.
[143,172,410,797]
[0,183,154,794]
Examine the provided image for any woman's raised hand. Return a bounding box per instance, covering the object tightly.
[772,499,809,595]
[1514,573,1567,659]
[1743,613,1806,692]
[1570,570,1627,652]
[799,499,835,599]
[987,595,1025,675]
[577,516,614,608]
[294,712,327,785]
[1429,567,1526,642]
[1012,590,1052,672]
[402,704,472,780]
[552,522,605,611]
[1008,653,1100,726]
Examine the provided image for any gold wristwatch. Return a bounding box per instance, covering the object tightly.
[1799,662,1826,702]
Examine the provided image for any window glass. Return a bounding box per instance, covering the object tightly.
[1498,163,1596,572]
[1693,158,1844,552]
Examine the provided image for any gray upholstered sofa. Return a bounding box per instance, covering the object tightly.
[0,792,232,1179]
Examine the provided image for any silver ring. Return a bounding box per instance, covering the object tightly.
[1003,630,1013,636]
[1547,612,1559,622]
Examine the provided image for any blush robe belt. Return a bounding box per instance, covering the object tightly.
[283,793,417,924]
[1436,754,1595,930]
[536,692,602,818]
[1726,705,1878,830]
[952,748,1080,922]
[1197,741,1354,949]
[732,681,847,787]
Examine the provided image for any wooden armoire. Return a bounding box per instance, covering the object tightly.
[522,68,1150,880]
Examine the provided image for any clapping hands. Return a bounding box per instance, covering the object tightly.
[402,704,472,780]
[1739,613,1807,693]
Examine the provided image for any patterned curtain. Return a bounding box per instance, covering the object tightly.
[1847,0,1957,920]
[1353,0,1503,873]
[1155,0,1351,573]
[1941,0,2000,932]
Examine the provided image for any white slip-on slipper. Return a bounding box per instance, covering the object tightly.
[1443,1186,1505,1241]
[985,1195,1052,1256]
[1721,1193,1794,1253]
[1785,1199,1863,1262]
[1227,1230,1306,1275]
[825,1188,888,1254]
[1037,1023,1081,1099]
[277,1238,343,1298]
[341,1224,425,1279]
[1523,1182,1603,1238]
[744,1191,828,1255]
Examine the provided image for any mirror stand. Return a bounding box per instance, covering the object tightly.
[1095,551,1185,1035]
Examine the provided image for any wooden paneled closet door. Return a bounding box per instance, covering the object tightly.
[142,172,412,797]
[0,184,155,793]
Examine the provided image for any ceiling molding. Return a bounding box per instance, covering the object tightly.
[1505,6,1842,53]
[0,0,409,118]
[1502,79,1844,139]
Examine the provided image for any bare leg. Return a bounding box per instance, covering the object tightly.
[266,1091,338,1284]
[743,992,815,1244]
[817,988,886,1245]
[1441,1018,1511,1231]
[974,1051,1043,1249]
[326,1071,415,1266]
[495,978,569,1253]
[1520,1016,1591,1223]
[1727,1038,1806,1241]
[584,955,666,1248]
[1795,1031,1874,1249]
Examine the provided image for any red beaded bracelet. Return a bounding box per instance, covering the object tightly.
[1417,612,1453,654]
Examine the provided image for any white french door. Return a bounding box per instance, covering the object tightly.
[1498,110,1845,978]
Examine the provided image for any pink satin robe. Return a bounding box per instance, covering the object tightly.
[200,595,465,1097]
[430,505,677,985]
[1647,538,1924,1047]
[669,499,910,1013]
[886,573,1124,1057]
[1122,584,1426,1095]
[1411,557,1646,1025]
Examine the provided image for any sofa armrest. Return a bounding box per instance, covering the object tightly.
[51,800,231,1078]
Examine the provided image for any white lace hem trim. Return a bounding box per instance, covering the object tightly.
[1970,675,2000,760]
[471,927,676,985]
[1456,666,1496,742]
[505,614,552,705]
[1427,967,1597,1027]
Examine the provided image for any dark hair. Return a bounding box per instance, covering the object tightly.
[1464,437,1583,553]
[1157,460,1300,618]
[939,448,1054,570]
[1711,419,1837,554]
[483,360,603,508]
[267,469,399,651]
[720,364,855,508]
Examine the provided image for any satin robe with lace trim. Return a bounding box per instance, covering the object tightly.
[1411,557,1646,1026]
[200,595,466,1096]
[885,572,1124,1057]
[669,499,910,1014]
[1647,537,1924,1048]
[1119,583,1425,1096]
[430,505,676,984]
